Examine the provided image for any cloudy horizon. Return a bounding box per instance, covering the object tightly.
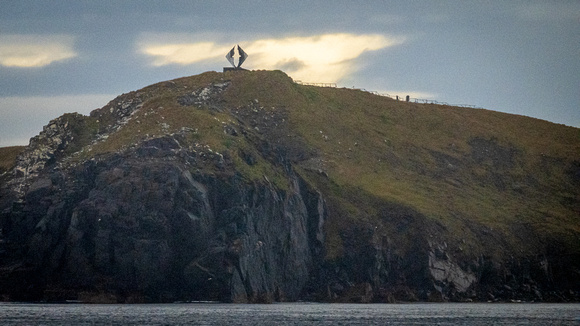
[1,1,579,147]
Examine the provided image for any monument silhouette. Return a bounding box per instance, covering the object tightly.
[223,45,248,72]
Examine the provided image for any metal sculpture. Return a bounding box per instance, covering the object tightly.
[225,45,248,69]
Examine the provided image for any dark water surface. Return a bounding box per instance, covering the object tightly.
[1,302,578,325]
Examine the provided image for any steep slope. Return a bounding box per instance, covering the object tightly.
[0,70,578,303]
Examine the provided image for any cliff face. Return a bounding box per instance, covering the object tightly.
[0,70,578,302]
[1,132,325,303]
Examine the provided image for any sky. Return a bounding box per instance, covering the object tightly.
[0,1,579,147]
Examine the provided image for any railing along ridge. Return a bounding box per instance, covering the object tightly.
[294,80,337,88]
[295,80,481,109]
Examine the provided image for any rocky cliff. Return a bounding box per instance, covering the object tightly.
[0,70,578,302]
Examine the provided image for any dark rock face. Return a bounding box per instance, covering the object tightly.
[1,138,575,302]
[0,133,326,303]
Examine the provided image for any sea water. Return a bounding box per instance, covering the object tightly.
[0,302,578,325]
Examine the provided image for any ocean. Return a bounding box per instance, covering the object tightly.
[1,302,578,325]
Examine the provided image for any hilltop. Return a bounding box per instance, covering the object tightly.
[0,70,578,303]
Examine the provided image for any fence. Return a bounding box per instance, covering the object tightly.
[294,80,337,88]
[295,81,481,109]
[367,91,481,109]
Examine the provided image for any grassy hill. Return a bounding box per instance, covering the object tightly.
[12,69,580,259]
[83,70,579,259]
[1,70,578,302]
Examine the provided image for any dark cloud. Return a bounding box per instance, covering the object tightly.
[276,58,306,72]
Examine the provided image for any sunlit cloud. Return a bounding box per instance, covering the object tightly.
[142,42,231,66]
[139,33,404,82]
[0,35,77,68]
[246,34,401,82]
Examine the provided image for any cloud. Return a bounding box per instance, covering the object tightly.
[0,35,77,68]
[369,13,405,25]
[142,42,231,66]
[139,33,404,82]
[516,3,580,22]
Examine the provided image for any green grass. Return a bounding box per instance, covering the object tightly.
[7,69,577,261]
[0,146,25,174]
[218,71,579,259]
[191,71,580,258]
[83,75,293,189]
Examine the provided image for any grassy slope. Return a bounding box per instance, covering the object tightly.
[0,146,25,175]
[5,70,578,261]
[84,71,292,189]
[223,71,580,259]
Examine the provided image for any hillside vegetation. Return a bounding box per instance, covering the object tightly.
[84,70,578,259]
[0,146,24,175]
[1,70,578,303]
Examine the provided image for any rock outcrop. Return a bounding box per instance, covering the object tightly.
[0,70,578,302]
[1,131,325,303]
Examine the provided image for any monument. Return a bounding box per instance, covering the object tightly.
[223,45,248,72]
